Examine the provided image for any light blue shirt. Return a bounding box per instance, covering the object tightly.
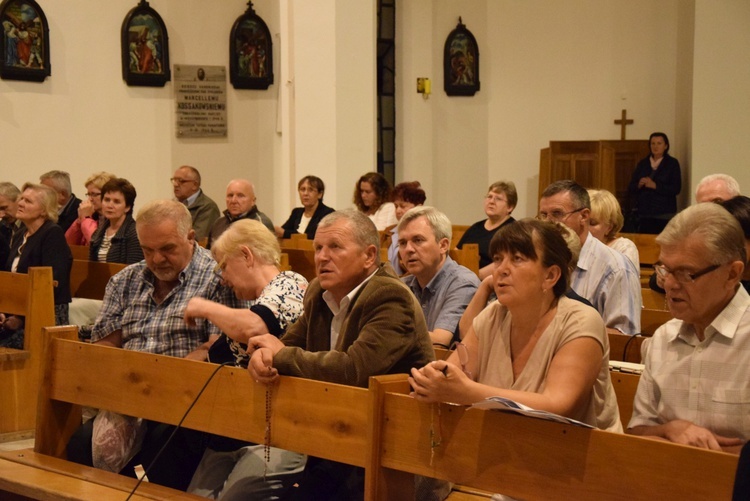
[571,233,642,334]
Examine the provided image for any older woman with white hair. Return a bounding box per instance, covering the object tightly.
[183,218,308,500]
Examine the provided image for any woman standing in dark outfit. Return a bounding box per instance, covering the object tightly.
[627,132,681,234]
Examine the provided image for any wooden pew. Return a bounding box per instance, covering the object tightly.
[69,260,126,300]
[279,252,291,272]
[0,325,373,500]
[449,243,480,276]
[641,287,667,311]
[284,248,316,281]
[451,225,470,250]
[280,233,314,250]
[367,375,738,501]
[619,232,660,286]
[610,370,640,429]
[0,267,58,439]
[642,308,672,336]
[68,244,90,260]
[608,332,647,363]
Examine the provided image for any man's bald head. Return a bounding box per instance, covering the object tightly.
[225,179,256,217]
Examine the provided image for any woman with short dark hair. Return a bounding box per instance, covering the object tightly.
[410,219,621,432]
[88,178,143,264]
[275,175,335,240]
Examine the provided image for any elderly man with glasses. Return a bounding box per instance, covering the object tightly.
[171,165,220,242]
[628,203,749,452]
[539,180,641,335]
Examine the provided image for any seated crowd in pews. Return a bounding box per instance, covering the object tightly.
[0,165,748,500]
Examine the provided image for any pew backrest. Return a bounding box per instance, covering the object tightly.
[449,243,479,276]
[367,375,738,500]
[69,260,126,300]
[0,267,57,436]
[283,248,316,281]
[68,244,90,260]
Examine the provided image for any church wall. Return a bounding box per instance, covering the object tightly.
[691,0,750,198]
[399,0,686,223]
[0,0,282,217]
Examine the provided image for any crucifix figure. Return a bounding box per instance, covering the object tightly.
[614,109,634,140]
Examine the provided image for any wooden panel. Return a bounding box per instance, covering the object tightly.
[642,308,672,336]
[449,243,479,276]
[372,383,737,501]
[610,371,640,429]
[572,156,597,188]
[68,245,89,260]
[36,334,370,467]
[642,288,667,311]
[69,260,126,300]
[284,248,316,281]
[451,225,470,250]
[608,332,646,363]
[0,268,58,436]
[619,233,660,266]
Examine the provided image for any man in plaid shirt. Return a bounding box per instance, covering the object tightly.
[68,199,246,490]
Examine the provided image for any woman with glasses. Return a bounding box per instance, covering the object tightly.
[274,175,335,240]
[1,183,72,349]
[353,171,397,231]
[410,219,622,432]
[456,181,517,279]
[65,171,116,246]
[88,178,143,264]
[183,219,308,499]
[626,132,682,234]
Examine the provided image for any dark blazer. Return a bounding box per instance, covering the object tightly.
[280,202,335,240]
[5,220,72,304]
[57,195,82,233]
[89,214,143,264]
[627,154,681,217]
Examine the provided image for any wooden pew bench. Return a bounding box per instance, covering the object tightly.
[0,267,57,439]
[68,244,90,260]
[69,259,127,300]
[0,325,373,500]
[367,375,739,500]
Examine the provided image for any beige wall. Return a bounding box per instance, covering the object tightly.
[2,1,749,226]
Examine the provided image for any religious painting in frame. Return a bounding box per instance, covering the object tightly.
[121,0,170,87]
[229,1,273,90]
[0,0,50,82]
[443,17,479,96]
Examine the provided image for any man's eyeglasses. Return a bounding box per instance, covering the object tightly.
[537,207,584,222]
[653,263,722,284]
[170,178,196,185]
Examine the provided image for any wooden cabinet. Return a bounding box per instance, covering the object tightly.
[539,140,650,213]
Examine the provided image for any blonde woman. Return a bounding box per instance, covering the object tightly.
[588,189,639,271]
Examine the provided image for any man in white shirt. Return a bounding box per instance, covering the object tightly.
[628,203,749,452]
[539,180,641,334]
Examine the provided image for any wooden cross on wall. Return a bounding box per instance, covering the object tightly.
[614,109,633,140]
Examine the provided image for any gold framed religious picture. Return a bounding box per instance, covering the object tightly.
[443,17,480,96]
[229,1,273,90]
[0,0,50,82]
[121,0,170,87]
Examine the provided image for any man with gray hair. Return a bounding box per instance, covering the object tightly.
[247,209,434,499]
[398,206,480,347]
[39,170,81,232]
[695,173,741,203]
[539,180,641,335]
[67,199,245,490]
[628,203,749,452]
